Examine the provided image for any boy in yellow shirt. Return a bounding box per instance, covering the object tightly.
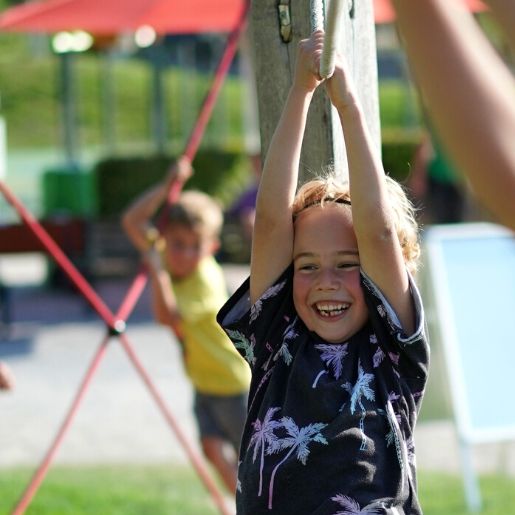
[122,157,250,493]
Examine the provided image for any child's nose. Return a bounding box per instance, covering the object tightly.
[316,269,339,290]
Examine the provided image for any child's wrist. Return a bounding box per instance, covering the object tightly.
[145,247,165,271]
[336,99,362,121]
[290,83,316,98]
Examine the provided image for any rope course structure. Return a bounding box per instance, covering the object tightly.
[0,2,250,514]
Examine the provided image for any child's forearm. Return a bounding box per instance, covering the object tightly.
[121,182,168,253]
[256,86,313,225]
[148,262,184,339]
[337,101,391,237]
[337,99,414,333]
[250,85,313,302]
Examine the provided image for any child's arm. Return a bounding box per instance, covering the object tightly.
[326,55,415,333]
[250,31,325,304]
[145,247,184,340]
[392,0,515,230]
[0,361,15,390]
[121,157,192,253]
[121,158,192,339]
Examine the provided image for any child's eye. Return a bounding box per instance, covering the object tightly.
[298,264,317,271]
[337,262,359,269]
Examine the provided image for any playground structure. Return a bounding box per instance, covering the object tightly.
[0,1,357,513]
[1,0,507,513]
[0,1,250,513]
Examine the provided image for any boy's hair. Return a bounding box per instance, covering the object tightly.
[292,174,421,274]
[166,190,223,240]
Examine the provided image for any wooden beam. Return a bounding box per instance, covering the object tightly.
[249,0,380,183]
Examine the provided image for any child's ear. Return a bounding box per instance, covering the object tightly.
[209,237,221,255]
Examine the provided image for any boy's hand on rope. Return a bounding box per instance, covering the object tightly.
[166,156,193,187]
[294,30,326,93]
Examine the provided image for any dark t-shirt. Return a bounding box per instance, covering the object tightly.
[217,266,429,514]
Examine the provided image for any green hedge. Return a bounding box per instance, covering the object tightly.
[94,148,250,218]
[93,134,422,220]
[381,130,422,183]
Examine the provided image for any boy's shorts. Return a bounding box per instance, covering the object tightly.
[193,391,248,453]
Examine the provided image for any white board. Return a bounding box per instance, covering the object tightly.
[424,222,515,444]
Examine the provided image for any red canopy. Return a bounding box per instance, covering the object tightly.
[0,0,246,35]
[0,0,488,35]
[374,0,487,24]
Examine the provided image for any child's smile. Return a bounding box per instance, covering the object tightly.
[314,301,350,318]
[293,204,369,343]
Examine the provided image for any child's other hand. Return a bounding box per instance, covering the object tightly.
[167,156,193,185]
[294,30,325,93]
[0,362,15,390]
[325,54,358,112]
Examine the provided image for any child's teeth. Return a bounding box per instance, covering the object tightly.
[317,303,348,317]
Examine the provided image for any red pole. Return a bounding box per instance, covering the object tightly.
[119,333,232,515]
[182,0,250,162]
[12,336,112,515]
[0,180,117,330]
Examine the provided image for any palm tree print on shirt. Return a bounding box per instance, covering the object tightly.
[330,494,385,514]
[266,417,328,509]
[312,343,349,387]
[250,280,287,323]
[226,329,256,366]
[273,317,298,366]
[341,361,375,450]
[247,407,283,497]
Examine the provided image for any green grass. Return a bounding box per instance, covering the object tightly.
[1,465,514,514]
[419,472,515,514]
[0,465,221,515]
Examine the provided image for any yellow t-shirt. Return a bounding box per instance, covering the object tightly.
[172,256,250,395]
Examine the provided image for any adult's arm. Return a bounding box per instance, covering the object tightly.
[392,0,515,229]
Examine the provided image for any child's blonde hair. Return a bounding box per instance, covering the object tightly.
[292,174,420,274]
[166,190,223,240]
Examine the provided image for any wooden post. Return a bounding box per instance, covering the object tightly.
[249,0,380,182]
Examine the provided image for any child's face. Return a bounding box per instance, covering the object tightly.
[292,204,368,343]
[163,224,217,279]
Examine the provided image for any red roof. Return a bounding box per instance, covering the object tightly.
[0,0,488,35]
[0,0,246,35]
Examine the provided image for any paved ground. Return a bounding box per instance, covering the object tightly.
[1,261,514,480]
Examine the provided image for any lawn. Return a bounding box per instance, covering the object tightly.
[1,465,513,514]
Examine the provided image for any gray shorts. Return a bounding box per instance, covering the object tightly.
[193,390,248,453]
